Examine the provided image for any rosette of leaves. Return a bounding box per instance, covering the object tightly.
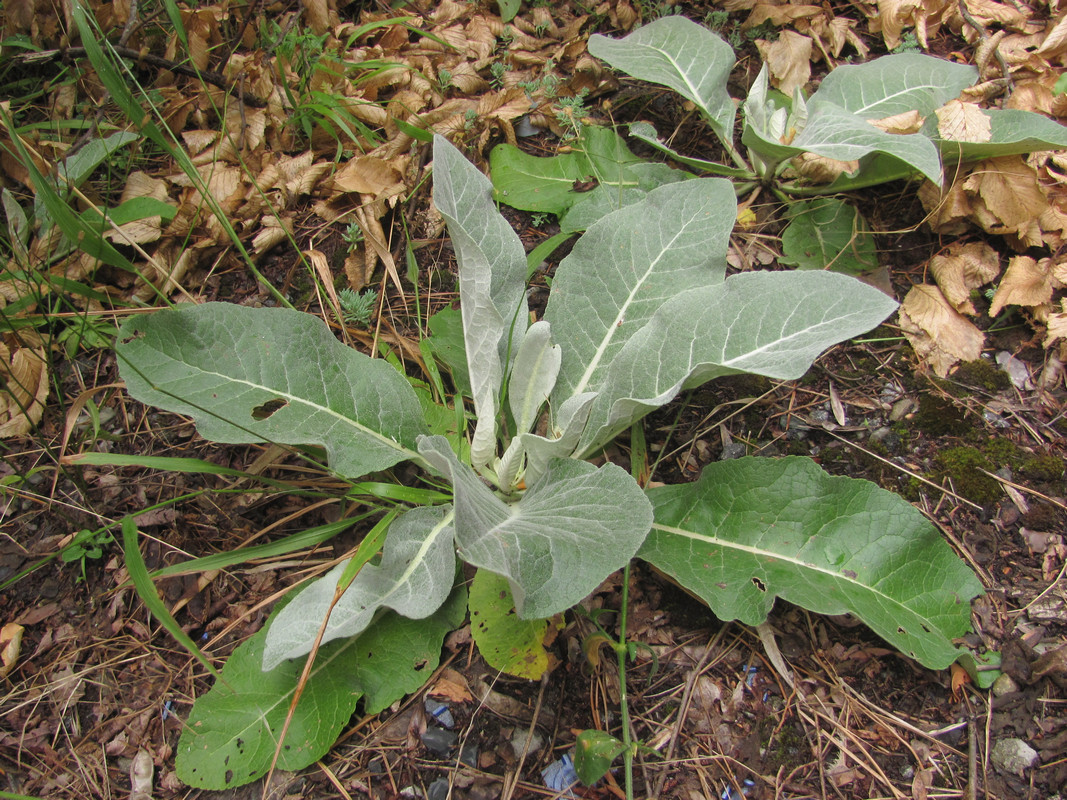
[116,136,983,790]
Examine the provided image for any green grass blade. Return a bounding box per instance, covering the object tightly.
[122,516,223,680]
[150,516,369,579]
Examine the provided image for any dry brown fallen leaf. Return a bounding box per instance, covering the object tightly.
[899,284,985,377]
[929,240,1001,314]
[868,109,923,134]
[0,622,24,680]
[1042,300,1067,347]
[0,331,49,438]
[756,31,813,95]
[990,255,1055,316]
[936,100,993,143]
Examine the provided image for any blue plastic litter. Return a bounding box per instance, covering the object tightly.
[741,664,758,687]
[542,752,579,796]
[425,697,455,729]
[720,778,756,800]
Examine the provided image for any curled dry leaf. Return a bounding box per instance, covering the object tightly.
[929,240,1001,314]
[1035,12,1067,58]
[1040,301,1067,347]
[962,156,1049,245]
[870,0,954,49]
[792,151,859,184]
[989,256,1054,316]
[936,100,993,143]
[0,332,49,438]
[899,284,985,377]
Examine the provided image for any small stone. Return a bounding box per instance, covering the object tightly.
[991,738,1039,776]
[991,673,1018,697]
[421,727,458,757]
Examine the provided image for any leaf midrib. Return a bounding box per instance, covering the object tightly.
[650,522,928,622]
[175,360,419,460]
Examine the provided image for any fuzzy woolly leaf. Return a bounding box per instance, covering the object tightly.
[809,54,977,119]
[588,16,737,144]
[262,505,456,670]
[924,107,1067,162]
[433,135,528,467]
[116,303,426,478]
[419,435,652,619]
[642,457,983,670]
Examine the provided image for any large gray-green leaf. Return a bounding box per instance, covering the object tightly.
[177,586,466,789]
[545,178,735,405]
[433,135,528,467]
[419,435,652,619]
[588,16,737,144]
[642,457,983,670]
[809,54,977,119]
[116,303,426,478]
[924,107,1067,162]
[261,505,456,670]
[577,270,897,455]
[794,102,943,184]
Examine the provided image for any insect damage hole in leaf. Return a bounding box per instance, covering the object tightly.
[251,398,288,420]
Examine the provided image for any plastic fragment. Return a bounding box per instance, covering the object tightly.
[741,664,758,687]
[542,752,579,795]
[721,778,756,800]
[425,697,455,729]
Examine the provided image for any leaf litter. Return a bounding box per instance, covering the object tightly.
[0,0,1065,798]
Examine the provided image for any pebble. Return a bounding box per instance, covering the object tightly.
[991,738,1039,776]
[421,727,458,757]
[991,673,1018,697]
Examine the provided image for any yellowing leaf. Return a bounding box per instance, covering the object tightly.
[899,284,985,377]
[989,256,1054,316]
[756,31,812,96]
[929,241,1001,313]
[935,100,992,142]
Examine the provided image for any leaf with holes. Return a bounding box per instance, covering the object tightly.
[116,303,427,479]
[176,584,466,789]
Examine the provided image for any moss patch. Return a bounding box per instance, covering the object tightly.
[952,359,1012,392]
[1020,454,1065,483]
[914,395,969,437]
[932,447,1001,505]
